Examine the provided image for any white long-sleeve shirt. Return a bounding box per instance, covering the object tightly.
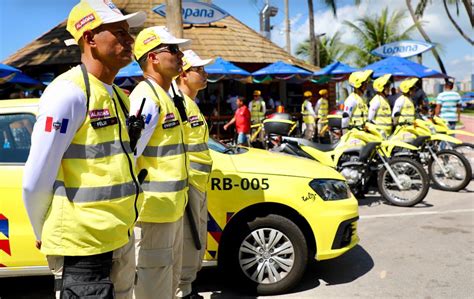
[304,100,316,117]
[392,95,411,117]
[22,80,114,239]
[342,93,360,128]
[128,79,164,158]
[368,97,381,122]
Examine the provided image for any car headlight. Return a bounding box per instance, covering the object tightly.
[309,179,352,201]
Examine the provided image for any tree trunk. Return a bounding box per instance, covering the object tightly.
[443,0,474,44]
[166,0,183,38]
[308,0,316,66]
[406,0,447,75]
[461,0,473,27]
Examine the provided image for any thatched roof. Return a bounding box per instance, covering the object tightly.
[3,0,317,73]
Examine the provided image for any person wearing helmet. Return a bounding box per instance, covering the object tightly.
[343,70,374,128]
[301,90,317,140]
[393,77,419,124]
[368,74,393,135]
[314,89,329,138]
[249,90,266,124]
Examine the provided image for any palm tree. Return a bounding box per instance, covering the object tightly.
[406,0,447,75]
[296,31,350,67]
[343,7,418,67]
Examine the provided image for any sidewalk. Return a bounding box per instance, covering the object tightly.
[457,115,474,143]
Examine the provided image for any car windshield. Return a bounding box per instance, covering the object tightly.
[208,137,248,155]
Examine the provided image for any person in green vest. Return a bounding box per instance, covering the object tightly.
[130,26,190,299]
[22,0,146,297]
[175,49,213,299]
[301,90,316,140]
[314,89,329,139]
[343,70,373,129]
[249,89,266,124]
[368,74,393,135]
[392,77,419,124]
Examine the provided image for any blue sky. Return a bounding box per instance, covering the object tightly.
[1,0,472,82]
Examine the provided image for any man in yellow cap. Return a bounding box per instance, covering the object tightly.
[368,74,393,135]
[249,90,266,124]
[301,90,316,140]
[22,1,146,298]
[343,70,373,128]
[175,50,213,299]
[314,89,329,138]
[393,77,419,124]
[129,26,190,298]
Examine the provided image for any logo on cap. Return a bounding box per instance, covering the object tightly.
[103,0,121,14]
[143,35,157,45]
[75,13,96,30]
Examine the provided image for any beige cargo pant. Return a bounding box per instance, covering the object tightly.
[176,185,208,298]
[303,122,315,140]
[134,218,184,299]
[47,234,136,299]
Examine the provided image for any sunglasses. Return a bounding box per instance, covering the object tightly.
[188,66,206,73]
[154,44,180,55]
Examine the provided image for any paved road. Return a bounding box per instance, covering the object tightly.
[1,182,473,299]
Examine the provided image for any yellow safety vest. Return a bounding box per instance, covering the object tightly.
[316,98,329,124]
[301,99,315,124]
[398,95,415,124]
[132,79,188,223]
[250,99,264,123]
[346,92,368,126]
[183,94,213,193]
[370,94,392,135]
[42,65,143,256]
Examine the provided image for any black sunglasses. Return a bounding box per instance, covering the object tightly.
[154,44,180,55]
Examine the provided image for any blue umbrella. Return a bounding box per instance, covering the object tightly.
[204,57,250,76]
[252,60,312,76]
[363,56,445,78]
[0,63,41,85]
[116,61,143,78]
[313,61,358,76]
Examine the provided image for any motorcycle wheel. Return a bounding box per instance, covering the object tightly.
[377,157,429,207]
[428,149,472,191]
[452,143,474,178]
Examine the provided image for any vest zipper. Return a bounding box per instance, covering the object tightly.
[111,94,140,237]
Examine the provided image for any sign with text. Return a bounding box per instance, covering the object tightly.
[371,40,434,58]
[153,1,230,24]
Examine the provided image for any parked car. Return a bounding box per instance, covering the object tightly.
[0,98,359,295]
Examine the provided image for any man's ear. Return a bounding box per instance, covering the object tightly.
[83,31,96,47]
[148,52,161,65]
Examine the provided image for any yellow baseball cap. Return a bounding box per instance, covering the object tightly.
[182,50,213,72]
[303,91,313,97]
[373,74,392,92]
[348,70,373,88]
[66,0,146,43]
[318,89,328,96]
[400,78,419,93]
[134,26,191,60]
[253,90,261,96]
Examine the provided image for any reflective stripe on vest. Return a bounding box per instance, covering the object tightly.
[62,140,132,159]
[53,180,137,203]
[133,79,188,223]
[182,94,212,192]
[317,98,329,124]
[41,65,143,256]
[301,100,315,124]
[370,95,392,134]
[347,93,368,126]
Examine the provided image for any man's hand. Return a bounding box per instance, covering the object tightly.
[223,124,228,131]
[35,240,42,250]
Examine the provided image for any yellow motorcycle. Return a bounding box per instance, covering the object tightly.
[389,114,472,191]
[269,116,430,207]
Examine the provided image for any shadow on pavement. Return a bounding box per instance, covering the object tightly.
[358,193,433,208]
[0,275,54,299]
[194,245,373,297]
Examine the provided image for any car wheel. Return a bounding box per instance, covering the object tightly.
[220,214,308,295]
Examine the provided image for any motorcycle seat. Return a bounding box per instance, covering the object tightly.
[283,137,339,152]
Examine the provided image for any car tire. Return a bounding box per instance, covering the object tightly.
[220,214,308,295]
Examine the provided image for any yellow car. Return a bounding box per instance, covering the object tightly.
[0,98,359,295]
